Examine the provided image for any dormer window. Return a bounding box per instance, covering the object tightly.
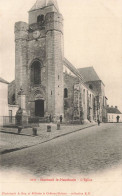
[37,15,45,24]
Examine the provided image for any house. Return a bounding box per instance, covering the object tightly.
[0,77,9,126]
[107,106,122,123]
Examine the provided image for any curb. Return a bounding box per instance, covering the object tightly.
[0,124,96,155]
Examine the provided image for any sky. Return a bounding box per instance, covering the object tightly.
[0,0,122,112]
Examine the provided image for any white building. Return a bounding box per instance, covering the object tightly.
[0,77,9,126]
[107,106,122,123]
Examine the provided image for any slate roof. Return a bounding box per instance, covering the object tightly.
[78,67,101,82]
[30,0,59,11]
[0,77,9,84]
[107,107,121,114]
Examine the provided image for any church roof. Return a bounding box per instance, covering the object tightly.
[64,58,85,83]
[107,107,121,114]
[30,0,59,12]
[78,67,101,82]
[0,77,9,84]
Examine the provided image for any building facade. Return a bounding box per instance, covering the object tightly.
[8,0,107,123]
[107,106,122,123]
[14,0,63,120]
[0,77,9,125]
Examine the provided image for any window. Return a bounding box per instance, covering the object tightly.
[31,61,41,85]
[64,88,68,98]
[34,64,40,84]
[89,84,93,90]
[37,15,44,23]
[12,93,15,104]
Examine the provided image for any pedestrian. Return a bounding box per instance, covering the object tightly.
[60,115,63,123]
[49,114,52,123]
[116,116,120,123]
[97,119,100,126]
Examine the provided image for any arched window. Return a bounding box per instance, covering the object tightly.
[37,15,44,23]
[31,61,41,85]
[64,88,68,98]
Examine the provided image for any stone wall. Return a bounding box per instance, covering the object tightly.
[64,73,77,120]
[14,21,28,105]
[45,12,64,118]
[85,80,107,122]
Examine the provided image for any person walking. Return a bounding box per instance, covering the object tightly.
[116,116,120,123]
[60,115,63,123]
[97,119,100,126]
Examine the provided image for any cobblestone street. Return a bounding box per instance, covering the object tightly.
[0,123,95,154]
[0,123,122,177]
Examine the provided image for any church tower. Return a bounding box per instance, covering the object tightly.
[15,0,64,119]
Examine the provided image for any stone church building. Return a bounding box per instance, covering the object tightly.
[8,0,107,123]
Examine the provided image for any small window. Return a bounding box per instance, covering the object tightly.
[37,15,44,23]
[64,88,68,98]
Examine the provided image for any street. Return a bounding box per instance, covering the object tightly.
[0,123,122,177]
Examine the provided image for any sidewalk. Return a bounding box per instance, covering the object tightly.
[0,122,97,154]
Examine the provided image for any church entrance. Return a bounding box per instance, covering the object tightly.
[35,100,44,117]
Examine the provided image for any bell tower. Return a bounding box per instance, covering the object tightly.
[15,0,64,119]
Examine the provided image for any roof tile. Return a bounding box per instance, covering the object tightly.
[78,67,100,82]
[107,107,121,114]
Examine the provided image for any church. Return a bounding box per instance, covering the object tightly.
[8,0,107,123]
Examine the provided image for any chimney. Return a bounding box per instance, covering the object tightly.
[107,105,109,108]
[111,105,113,108]
[115,106,118,109]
